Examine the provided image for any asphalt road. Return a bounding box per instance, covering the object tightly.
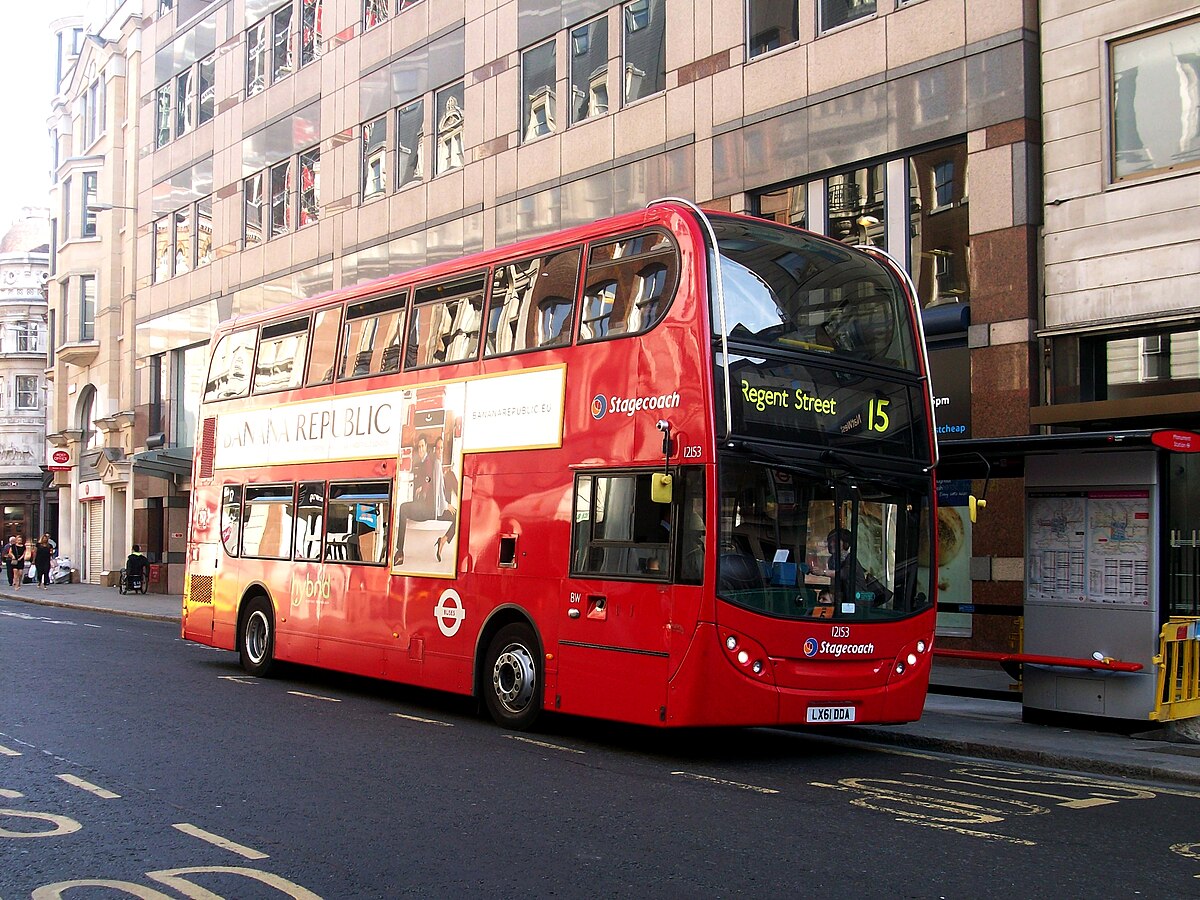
[4,598,1200,899]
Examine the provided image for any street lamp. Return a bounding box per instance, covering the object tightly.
[87,202,139,213]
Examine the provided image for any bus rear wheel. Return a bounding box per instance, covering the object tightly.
[483,623,541,730]
[239,597,275,677]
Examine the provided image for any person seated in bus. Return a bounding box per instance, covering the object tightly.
[125,544,149,588]
[821,528,891,607]
[811,587,835,618]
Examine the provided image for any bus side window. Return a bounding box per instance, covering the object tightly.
[220,485,243,557]
[578,230,679,344]
[254,316,310,394]
[325,481,391,564]
[306,307,342,386]
[485,248,580,356]
[242,484,296,559]
[570,471,669,581]
[204,328,257,402]
[340,293,408,380]
[410,274,487,369]
[294,482,325,560]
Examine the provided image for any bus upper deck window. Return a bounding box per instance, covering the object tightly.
[254,316,310,394]
[203,328,256,402]
[578,230,679,344]
[410,274,487,369]
[340,292,408,380]
[306,307,342,386]
[485,248,580,356]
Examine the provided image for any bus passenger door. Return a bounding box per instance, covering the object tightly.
[556,470,676,725]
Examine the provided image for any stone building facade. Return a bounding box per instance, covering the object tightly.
[0,210,51,543]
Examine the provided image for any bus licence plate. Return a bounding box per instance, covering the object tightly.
[807,706,856,723]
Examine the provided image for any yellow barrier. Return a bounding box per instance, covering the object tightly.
[1151,617,1200,722]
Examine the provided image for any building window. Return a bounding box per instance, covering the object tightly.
[362,115,388,199]
[301,0,323,67]
[154,195,215,281]
[154,52,216,147]
[246,18,268,97]
[84,76,105,146]
[820,0,876,33]
[244,173,265,246]
[826,164,885,248]
[270,159,293,237]
[176,68,194,137]
[244,148,319,241]
[158,0,174,17]
[82,171,98,237]
[364,0,389,30]
[570,17,608,125]
[1110,16,1200,182]
[435,82,465,175]
[909,144,969,308]
[156,82,172,147]
[522,39,557,142]
[623,0,665,104]
[79,275,96,342]
[62,176,71,239]
[14,322,42,353]
[198,53,216,122]
[748,0,798,58]
[396,99,424,188]
[15,376,38,411]
[298,147,320,226]
[272,4,295,83]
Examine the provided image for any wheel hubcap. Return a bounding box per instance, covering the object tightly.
[245,610,269,664]
[492,642,536,714]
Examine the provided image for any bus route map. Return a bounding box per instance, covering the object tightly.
[1026,491,1149,608]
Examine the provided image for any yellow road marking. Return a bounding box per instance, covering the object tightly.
[173,823,269,860]
[56,774,120,799]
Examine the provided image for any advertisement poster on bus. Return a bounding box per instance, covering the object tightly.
[391,383,466,578]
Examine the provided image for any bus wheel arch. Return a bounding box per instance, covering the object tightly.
[237,591,276,677]
[475,607,543,730]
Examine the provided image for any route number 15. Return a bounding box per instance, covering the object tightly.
[868,398,890,433]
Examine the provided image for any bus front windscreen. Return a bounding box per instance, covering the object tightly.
[716,457,933,622]
[710,216,916,371]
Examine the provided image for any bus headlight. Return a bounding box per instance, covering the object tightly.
[719,629,774,683]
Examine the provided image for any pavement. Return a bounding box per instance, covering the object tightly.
[5,581,1200,788]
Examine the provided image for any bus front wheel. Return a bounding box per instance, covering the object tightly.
[239,597,275,677]
[483,623,541,730]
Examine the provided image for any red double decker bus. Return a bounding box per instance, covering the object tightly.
[183,200,939,729]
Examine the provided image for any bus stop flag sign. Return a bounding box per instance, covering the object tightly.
[1152,430,1200,453]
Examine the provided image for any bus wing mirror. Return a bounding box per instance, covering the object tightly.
[651,473,673,505]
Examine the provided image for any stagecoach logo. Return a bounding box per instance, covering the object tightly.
[591,394,608,419]
[805,637,877,658]
[803,637,819,657]
[435,589,465,637]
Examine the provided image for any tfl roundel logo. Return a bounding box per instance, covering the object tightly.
[591,394,608,419]
[803,637,819,658]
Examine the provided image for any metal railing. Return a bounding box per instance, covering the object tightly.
[1151,616,1200,722]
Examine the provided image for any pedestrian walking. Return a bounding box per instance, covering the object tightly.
[2,536,14,586]
[10,535,27,591]
[34,534,54,589]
